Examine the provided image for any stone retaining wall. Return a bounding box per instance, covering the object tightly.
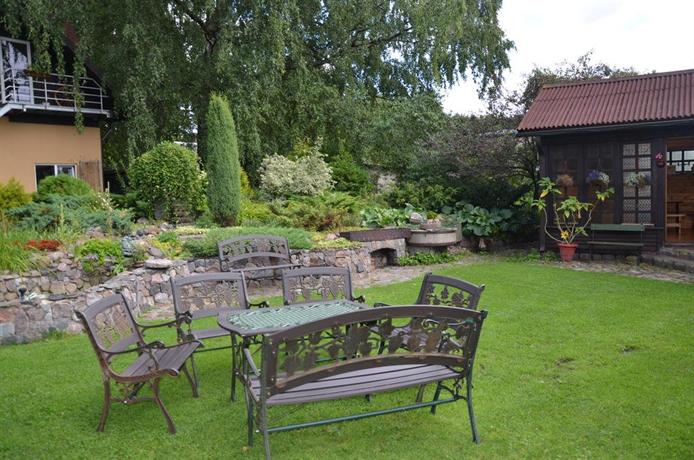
[0,246,380,344]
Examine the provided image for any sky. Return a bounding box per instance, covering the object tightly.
[442,0,694,114]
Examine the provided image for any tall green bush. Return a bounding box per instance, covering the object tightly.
[206,94,241,226]
[129,142,206,221]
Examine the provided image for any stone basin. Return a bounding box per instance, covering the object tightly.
[407,227,462,247]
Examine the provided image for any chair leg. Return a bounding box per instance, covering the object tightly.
[97,378,111,432]
[415,384,427,403]
[181,362,199,398]
[260,401,271,460]
[430,382,443,415]
[466,374,480,443]
[151,378,176,434]
[244,389,254,447]
[189,353,200,391]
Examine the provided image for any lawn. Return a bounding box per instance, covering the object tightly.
[1,261,692,459]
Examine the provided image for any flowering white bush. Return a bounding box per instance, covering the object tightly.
[260,149,334,197]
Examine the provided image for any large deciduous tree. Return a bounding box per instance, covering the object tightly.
[1,0,513,181]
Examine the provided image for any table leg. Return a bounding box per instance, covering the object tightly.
[230,333,237,402]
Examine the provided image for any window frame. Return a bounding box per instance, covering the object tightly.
[666,149,694,173]
[34,163,77,188]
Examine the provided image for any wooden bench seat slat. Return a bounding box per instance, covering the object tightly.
[250,364,458,406]
[123,342,200,377]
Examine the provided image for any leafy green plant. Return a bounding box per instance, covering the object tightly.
[360,206,412,228]
[449,203,511,238]
[34,175,94,201]
[397,251,465,266]
[128,142,206,221]
[0,178,31,212]
[311,233,361,249]
[206,94,241,225]
[75,238,125,275]
[182,226,313,258]
[531,177,613,244]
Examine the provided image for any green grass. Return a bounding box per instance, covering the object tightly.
[1,262,692,459]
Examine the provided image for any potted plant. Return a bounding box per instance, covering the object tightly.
[586,170,610,187]
[625,172,650,188]
[532,177,614,262]
[556,174,574,188]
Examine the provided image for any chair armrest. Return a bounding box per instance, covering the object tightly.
[105,340,166,357]
[243,348,261,378]
[373,302,390,308]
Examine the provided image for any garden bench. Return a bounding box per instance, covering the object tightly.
[587,224,645,259]
[281,266,365,305]
[218,235,301,280]
[76,293,201,434]
[241,305,488,459]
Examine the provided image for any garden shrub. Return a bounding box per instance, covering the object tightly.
[129,142,206,221]
[240,200,288,226]
[75,238,125,275]
[386,181,456,212]
[0,178,31,212]
[7,194,132,234]
[268,192,362,231]
[182,226,313,258]
[260,139,333,197]
[329,151,373,195]
[35,175,94,201]
[206,94,241,225]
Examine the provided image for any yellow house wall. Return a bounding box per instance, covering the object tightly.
[0,117,102,192]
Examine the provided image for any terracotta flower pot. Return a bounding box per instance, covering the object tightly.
[557,243,578,262]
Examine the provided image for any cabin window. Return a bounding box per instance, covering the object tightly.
[666,150,694,173]
[35,164,76,186]
[622,143,652,224]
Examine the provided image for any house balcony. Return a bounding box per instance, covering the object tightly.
[0,70,110,118]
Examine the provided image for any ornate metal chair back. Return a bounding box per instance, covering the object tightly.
[281,267,355,305]
[260,305,488,397]
[76,294,144,370]
[415,272,485,309]
[217,235,292,272]
[171,272,250,318]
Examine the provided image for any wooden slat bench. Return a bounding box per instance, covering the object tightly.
[587,224,645,259]
[242,305,488,459]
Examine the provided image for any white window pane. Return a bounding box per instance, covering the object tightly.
[671,151,682,161]
[57,165,75,176]
[684,150,694,160]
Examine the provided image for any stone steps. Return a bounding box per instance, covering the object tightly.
[640,253,694,273]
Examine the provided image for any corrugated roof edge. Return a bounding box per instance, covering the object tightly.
[541,68,694,89]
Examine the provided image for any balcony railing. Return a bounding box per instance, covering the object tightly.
[0,69,109,116]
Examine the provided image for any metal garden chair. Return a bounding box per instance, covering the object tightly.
[76,293,201,434]
[281,266,365,306]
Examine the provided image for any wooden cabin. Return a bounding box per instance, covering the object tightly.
[517,69,694,253]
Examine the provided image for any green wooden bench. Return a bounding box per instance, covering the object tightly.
[587,224,645,259]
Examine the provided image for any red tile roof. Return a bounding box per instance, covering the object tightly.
[517,69,694,133]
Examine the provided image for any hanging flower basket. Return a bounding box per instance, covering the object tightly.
[625,172,650,188]
[586,170,610,187]
[556,174,574,188]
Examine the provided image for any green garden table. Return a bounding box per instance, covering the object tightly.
[218,300,370,400]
